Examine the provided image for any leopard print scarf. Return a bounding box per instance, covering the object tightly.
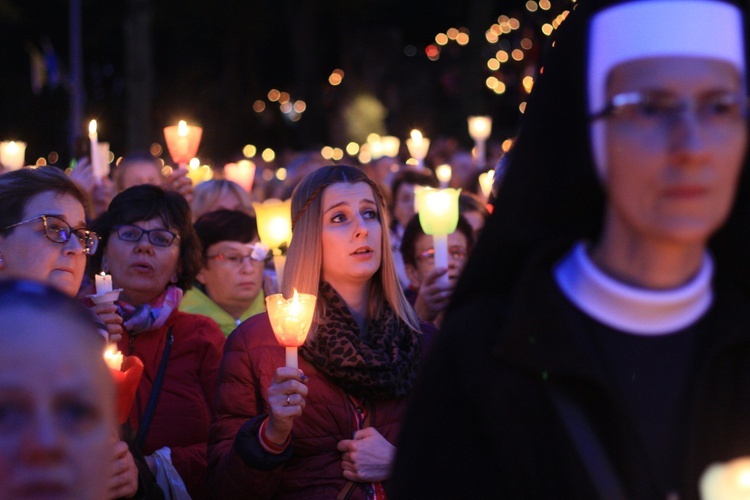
[299,281,422,400]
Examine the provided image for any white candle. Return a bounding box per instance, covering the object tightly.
[435,164,452,188]
[95,272,113,295]
[88,120,103,184]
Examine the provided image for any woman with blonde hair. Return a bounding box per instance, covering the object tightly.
[208,165,434,498]
[190,179,251,221]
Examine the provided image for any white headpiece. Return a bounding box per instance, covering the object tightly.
[587,0,745,177]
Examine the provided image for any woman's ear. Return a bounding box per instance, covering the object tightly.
[196,268,207,286]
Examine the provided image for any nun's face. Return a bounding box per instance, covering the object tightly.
[602,56,746,246]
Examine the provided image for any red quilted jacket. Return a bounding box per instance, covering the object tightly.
[120,309,225,499]
[207,312,432,499]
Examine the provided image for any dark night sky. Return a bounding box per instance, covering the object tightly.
[0,0,557,167]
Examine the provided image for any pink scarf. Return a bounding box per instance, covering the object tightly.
[116,285,183,333]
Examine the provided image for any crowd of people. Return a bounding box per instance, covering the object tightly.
[1,0,749,498]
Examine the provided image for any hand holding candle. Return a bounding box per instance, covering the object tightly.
[415,187,461,287]
[265,289,317,368]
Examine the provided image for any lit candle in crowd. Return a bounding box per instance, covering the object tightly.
[95,272,113,295]
[103,344,123,371]
[406,129,430,168]
[265,289,317,369]
[88,120,103,182]
[435,164,452,188]
[701,457,750,500]
[0,141,26,170]
[415,187,461,287]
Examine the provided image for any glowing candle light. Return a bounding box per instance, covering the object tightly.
[95,272,113,295]
[224,159,256,192]
[163,120,203,167]
[88,120,104,183]
[406,129,430,169]
[0,141,26,171]
[265,289,317,368]
[415,187,461,286]
[468,116,493,168]
[253,198,293,285]
[435,164,452,188]
[103,344,123,371]
[701,457,750,500]
[478,169,495,201]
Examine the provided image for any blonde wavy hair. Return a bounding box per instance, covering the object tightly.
[281,165,420,332]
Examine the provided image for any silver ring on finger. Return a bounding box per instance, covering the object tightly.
[286,394,293,406]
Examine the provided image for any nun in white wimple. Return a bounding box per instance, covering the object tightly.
[392,0,750,498]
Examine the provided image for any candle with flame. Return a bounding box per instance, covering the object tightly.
[415,187,461,286]
[103,345,123,371]
[435,164,452,188]
[701,457,750,500]
[95,272,113,295]
[186,158,213,186]
[163,120,203,167]
[103,346,145,425]
[265,289,317,368]
[468,116,492,168]
[0,141,26,171]
[253,198,293,285]
[478,169,495,201]
[88,120,105,183]
[224,159,256,192]
[406,129,430,169]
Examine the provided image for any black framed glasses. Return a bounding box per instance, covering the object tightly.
[114,224,180,247]
[1,214,99,255]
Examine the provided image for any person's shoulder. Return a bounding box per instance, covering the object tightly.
[226,312,276,349]
[171,310,225,343]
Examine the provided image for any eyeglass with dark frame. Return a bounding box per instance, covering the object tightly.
[207,244,271,268]
[415,246,468,262]
[1,214,99,255]
[113,224,180,247]
[589,90,747,126]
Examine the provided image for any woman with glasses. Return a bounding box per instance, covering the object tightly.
[392,0,750,498]
[90,184,225,499]
[0,166,141,499]
[207,165,436,498]
[180,209,268,336]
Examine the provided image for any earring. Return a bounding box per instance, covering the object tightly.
[170,274,178,284]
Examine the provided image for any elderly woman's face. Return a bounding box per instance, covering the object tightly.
[0,192,87,297]
[104,217,181,305]
[603,56,747,246]
[0,307,114,499]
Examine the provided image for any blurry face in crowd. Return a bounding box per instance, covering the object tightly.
[405,230,469,288]
[0,192,87,297]
[197,240,265,318]
[104,217,181,305]
[119,161,163,191]
[393,182,416,229]
[0,306,114,499]
[321,182,382,290]
[603,57,747,246]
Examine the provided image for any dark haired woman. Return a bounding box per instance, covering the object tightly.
[91,184,225,499]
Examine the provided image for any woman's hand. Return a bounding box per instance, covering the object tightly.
[413,267,454,322]
[107,440,139,499]
[90,302,124,343]
[164,167,194,203]
[69,157,96,198]
[264,367,309,445]
[337,427,396,482]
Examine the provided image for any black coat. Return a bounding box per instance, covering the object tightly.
[390,246,750,499]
